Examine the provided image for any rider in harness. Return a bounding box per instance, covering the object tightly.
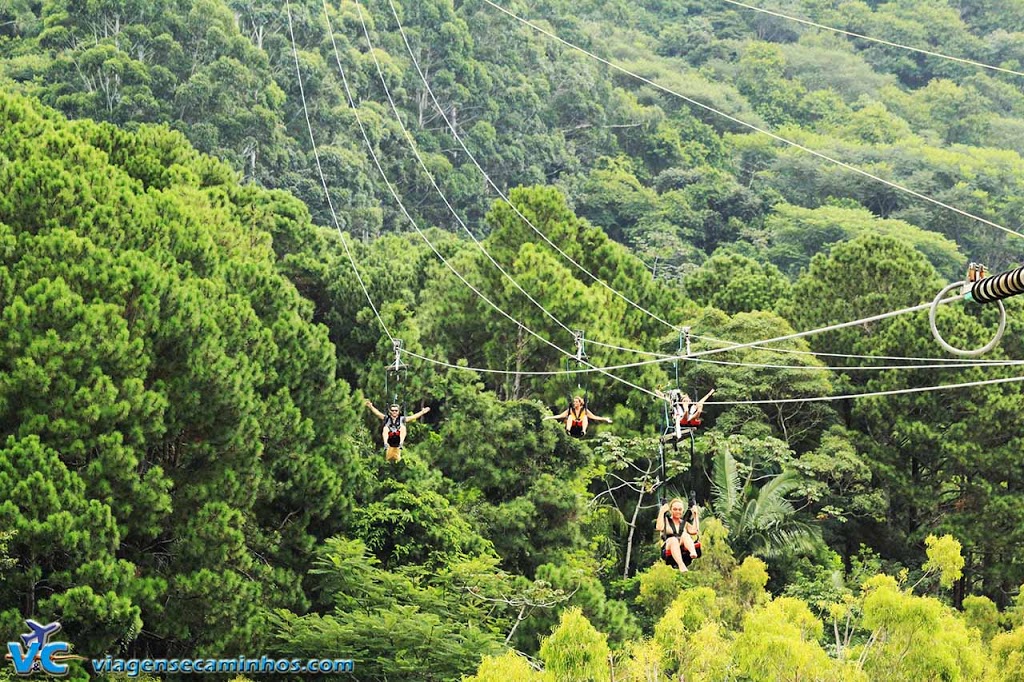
[544,395,612,438]
[657,496,701,573]
[365,400,431,450]
[658,388,715,441]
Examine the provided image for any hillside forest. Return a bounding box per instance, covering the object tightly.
[2,0,1024,679]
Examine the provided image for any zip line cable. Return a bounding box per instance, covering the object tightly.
[689,332,1019,364]
[405,347,1024,405]
[395,0,1024,365]
[688,356,1024,372]
[477,0,1024,244]
[384,0,685,335]
[289,3,1024,411]
[354,1,673,362]
[285,4,394,345]
[586,338,674,358]
[709,373,1024,405]
[401,346,1024,376]
[317,0,665,403]
[720,0,1024,80]
[425,289,984,375]
[685,293,969,361]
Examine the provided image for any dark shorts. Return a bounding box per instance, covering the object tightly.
[568,423,584,438]
[663,540,702,567]
[386,432,401,447]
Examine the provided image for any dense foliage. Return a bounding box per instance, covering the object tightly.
[2,0,1024,679]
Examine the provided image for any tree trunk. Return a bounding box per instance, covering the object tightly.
[505,604,527,645]
[623,488,644,579]
[909,455,919,536]
[511,326,526,400]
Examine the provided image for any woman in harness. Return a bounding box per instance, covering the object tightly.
[364,400,431,449]
[656,497,701,573]
[657,388,715,441]
[544,394,612,438]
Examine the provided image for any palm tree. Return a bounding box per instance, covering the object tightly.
[710,440,822,560]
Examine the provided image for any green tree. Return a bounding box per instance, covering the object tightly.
[962,594,1000,643]
[0,436,143,655]
[785,234,1024,599]
[684,249,790,314]
[539,607,611,682]
[465,650,543,682]
[653,586,720,676]
[733,597,866,682]
[710,441,822,560]
[735,42,808,127]
[272,537,506,682]
[0,91,368,658]
[920,534,964,591]
[765,202,963,278]
[859,575,986,681]
[991,626,1024,682]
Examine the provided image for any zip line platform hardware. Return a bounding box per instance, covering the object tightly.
[385,339,407,403]
[660,428,696,444]
[573,330,587,363]
[388,339,407,373]
[930,264,1024,356]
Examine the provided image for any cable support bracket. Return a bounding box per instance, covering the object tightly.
[929,263,1020,356]
[573,330,587,363]
[389,339,407,372]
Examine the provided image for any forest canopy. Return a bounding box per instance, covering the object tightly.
[2,0,1024,679]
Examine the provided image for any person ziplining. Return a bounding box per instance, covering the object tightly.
[365,400,430,462]
[653,328,716,443]
[656,387,716,442]
[364,339,430,462]
[657,494,701,573]
[542,331,613,437]
[544,394,612,438]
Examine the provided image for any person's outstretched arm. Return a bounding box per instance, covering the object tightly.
[586,408,612,424]
[364,399,386,420]
[406,406,431,423]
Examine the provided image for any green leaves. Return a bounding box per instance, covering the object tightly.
[710,440,823,560]
[0,435,140,653]
[0,90,370,658]
[273,537,508,681]
[538,607,611,682]
[685,250,791,314]
[859,574,987,681]
[921,534,964,589]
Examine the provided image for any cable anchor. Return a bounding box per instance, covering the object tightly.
[929,263,1023,356]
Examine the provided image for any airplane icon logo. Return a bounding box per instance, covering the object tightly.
[5,619,81,676]
[20,620,61,648]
